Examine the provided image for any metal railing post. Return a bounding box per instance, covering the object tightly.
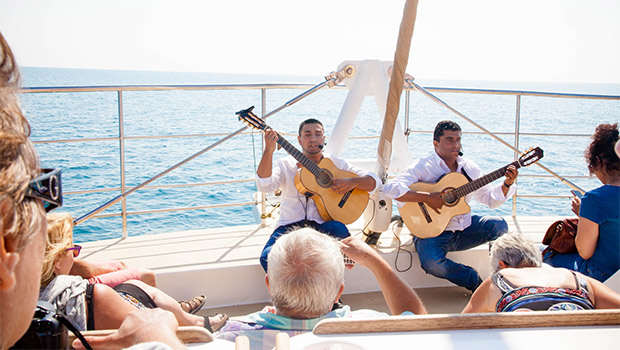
[73,79,337,226]
[260,88,267,226]
[512,94,522,216]
[118,90,128,238]
[22,83,614,235]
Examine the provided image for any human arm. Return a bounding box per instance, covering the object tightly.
[574,191,602,260]
[256,129,278,179]
[72,309,184,350]
[571,196,581,216]
[500,165,518,197]
[467,162,516,208]
[340,237,427,315]
[585,275,620,309]
[575,217,599,260]
[395,190,445,214]
[382,161,444,212]
[329,157,381,194]
[461,277,498,313]
[331,175,377,194]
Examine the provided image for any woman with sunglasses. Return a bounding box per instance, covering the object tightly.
[41,212,228,333]
[0,33,49,349]
[1,32,192,349]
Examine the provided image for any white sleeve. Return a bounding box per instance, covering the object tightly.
[383,166,421,200]
[255,158,286,193]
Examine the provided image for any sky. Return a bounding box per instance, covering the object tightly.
[1,0,619,84]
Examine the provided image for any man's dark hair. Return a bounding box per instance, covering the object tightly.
[433,120,461,142]
[298,118,324,136]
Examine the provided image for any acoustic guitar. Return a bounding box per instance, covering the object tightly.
[237,106,369,224]
[399,147,543,238]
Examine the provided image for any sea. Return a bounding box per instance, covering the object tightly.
[19,67,620,243]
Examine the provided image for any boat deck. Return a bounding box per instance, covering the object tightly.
[79,215,563,314]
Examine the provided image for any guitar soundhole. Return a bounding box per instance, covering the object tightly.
[316,169,333,188]
[443,189,458,206]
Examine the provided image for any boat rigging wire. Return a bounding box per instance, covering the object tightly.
[73,71,348,228]
[405,77,586,193]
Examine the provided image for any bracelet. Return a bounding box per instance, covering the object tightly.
[503,181,512,188]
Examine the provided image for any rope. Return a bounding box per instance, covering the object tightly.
[377,0,419,180]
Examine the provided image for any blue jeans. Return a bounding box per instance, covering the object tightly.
[414,215,508,291]
[259,220,350,272]
[543,251,611,282]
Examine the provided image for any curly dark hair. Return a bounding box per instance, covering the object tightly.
[585,123,619,175]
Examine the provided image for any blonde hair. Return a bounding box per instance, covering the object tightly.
[41,212,74,287]
[0,32,44,251]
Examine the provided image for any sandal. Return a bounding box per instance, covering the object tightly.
[204,313,229,333]
[179,295,206,315]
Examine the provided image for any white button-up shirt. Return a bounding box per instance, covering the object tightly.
[383,151,515,232]
[256,153,381,227]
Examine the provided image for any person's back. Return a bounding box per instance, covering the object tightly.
[490,267,594,312]
[498,267,588,290]
[463,233,620,313]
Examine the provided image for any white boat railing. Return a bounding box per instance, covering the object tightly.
[21,83,620,238]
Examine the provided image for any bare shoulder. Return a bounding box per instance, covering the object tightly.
[498,267,579,289]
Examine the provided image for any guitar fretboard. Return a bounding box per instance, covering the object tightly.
[276,136,324,178]
[451,161,521,200]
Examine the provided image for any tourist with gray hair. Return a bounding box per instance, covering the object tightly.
[462,233,620,313]
[216,228,426,349]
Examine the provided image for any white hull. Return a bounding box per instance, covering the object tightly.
[80,215,562,308]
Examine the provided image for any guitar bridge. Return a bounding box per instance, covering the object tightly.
[338,190,353,208]
[418,202,432,223]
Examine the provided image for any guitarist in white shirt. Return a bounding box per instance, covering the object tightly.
[383,120,518,292]
[256,118,380,272]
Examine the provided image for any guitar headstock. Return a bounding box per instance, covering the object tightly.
[236,106,267,131]
[518,147,544,167]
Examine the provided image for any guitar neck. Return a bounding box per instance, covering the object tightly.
[452,161,521,199]
[276,136,323,177]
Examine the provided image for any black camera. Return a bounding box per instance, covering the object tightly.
[11,300,68,350]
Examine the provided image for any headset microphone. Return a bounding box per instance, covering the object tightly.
[318,144,324,150]
[458,150,463,156]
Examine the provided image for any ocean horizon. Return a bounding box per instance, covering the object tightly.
[19,67,620,243]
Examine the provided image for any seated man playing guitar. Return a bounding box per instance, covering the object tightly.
[256,118,380,272]
[383,120,518,292]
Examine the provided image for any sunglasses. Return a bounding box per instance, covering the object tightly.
[65,244,82,258]
[25,168,63,212]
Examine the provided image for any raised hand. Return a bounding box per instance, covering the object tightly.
[263,129,279,154]
[504,164,518,186]
[571,196,581,216]
[340,236,381,269]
